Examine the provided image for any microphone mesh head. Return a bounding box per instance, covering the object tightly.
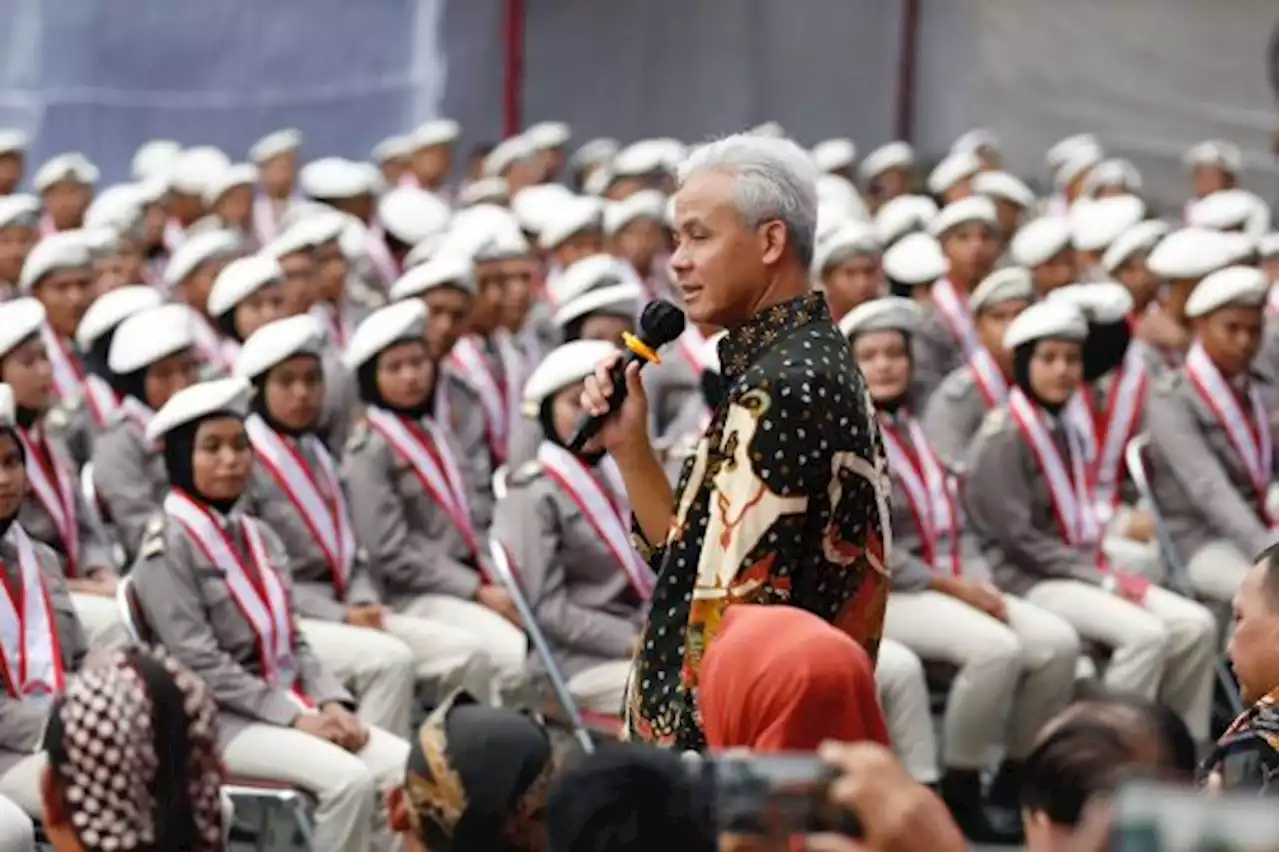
[638,299,687,346]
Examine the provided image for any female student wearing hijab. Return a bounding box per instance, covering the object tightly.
[207,253,288,366]
[0,297,121,647]
[129,377,410,852]
[841,297,1079,843]
[40,647,226,852]
[965,301,1218,743]
[342,301,528,697]
[0,383,89,824]
[493,340,650,714]
[73,284,163,431]
[235,315,491,722]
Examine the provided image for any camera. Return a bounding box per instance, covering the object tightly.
[685,752,861,837]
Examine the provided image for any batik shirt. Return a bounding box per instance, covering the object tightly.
[626,292,891,750]
[1201,687,1279,794]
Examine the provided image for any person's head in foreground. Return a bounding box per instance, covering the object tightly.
[699,604,889,751]
[546,742,716,852]
[1229,544,1279,708]
[669,134,819,328]
[386,690,557,852]
[1020,693,1197,852]
[41,646,225,852]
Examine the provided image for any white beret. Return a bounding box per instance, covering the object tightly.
[208,255,283,318]
[484,135,536,178]
[146,377,252,444]
[201,163,259,206]
[1182,140,1241,173]
[1048,282,1134,324]
[612,140,672,178]
[299,157,376,199]
[1010,216,1072,267]
[265,215,345,260]
[1080,158,1142,197]
[376,187,451,246]
[0,384,12,427]
[390,251,476,301]
[815,198,856,248]
[371,134,414,164]
[603,189,667,237]
[402,234,443,270]
[950,128,1000,156]
[522,340,619,410]
[1186,189,1271,238]
[1146,228,1239,279]
[857,141,915,182]
[0,194,40,230]
[926,151,982,196]
[813,221,880,275]
[1101,220,1171,273]
[75,285,164,350]
[1069,195,1145,253]
[412,119,461,150]
[0,130,29,157]
[583,167,614,197]
[0,298,47,359]
[811,138,857,173]
[1055,146,1104,187]
[525,121,572,150]
[816,174,869,223]
[538,197,603,250]
[19,230,92,290]
[553,281,643,329]
[1004,300,1088,349]
[108,304,197,374]
[343,300,427,371]
[510,183,577,234]
[442,204,528,261]
[971,267,1035,312]
[34,153,99,192]
[168,146,232,195]
[928,196,997,238]
[874,194,937,245]
[838,296,924,339]
[972,171,1035,209]
[1257,232,1279,259]
[568,138,621,172]
[248,129,302,164]
[749,121,786,139]
[1185,266,1269,319]
[472,227,531,263]
[164,229,241,286]
[130,139,181,182]
[549,253,632,306]
[1045,134,1101,171]
[83,184,147,233]
[882,232,947,285]
[234,315,325,380]
[456,177,510,208]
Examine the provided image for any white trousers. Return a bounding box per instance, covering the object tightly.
[1186,539,1253,605]
[0,794,33,852]
[884,592,1079,767]
[383,612,496,706]
[70,590,127,650]
[567,660,634,715]
[1024,580,1217,739]
[221,721,410,852]
[0,752,43,817]
[400,594,527,692]
[874,638,940,784]
[300,619,416,739]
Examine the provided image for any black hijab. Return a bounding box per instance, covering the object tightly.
[83,328,116,381]
[161,412,245,515]
[1012,338,1079,415]
[850,328,913,415]
[1080,319,1131,383]
[538,394,604,467]
[0,424,24,537]
[355,337,434,420]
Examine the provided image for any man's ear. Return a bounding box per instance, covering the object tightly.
[757,220,788,266]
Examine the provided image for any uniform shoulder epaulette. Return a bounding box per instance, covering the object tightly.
[45,403,72,429]
[1153,369,1181,395]
[140,514,167,559]
[345,419,371,453]
[977,406,1010,437]
[508,460,544,487]
[940,368,977,401]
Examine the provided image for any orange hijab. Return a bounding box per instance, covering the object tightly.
[700,605,889,752]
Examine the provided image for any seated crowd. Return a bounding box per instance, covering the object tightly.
[0,121,1275,850]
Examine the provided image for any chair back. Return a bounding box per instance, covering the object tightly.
[1124,434,1192,595]
[115,574,156,645]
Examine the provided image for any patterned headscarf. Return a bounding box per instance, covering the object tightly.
[44,646,225,852]
[404,690,556,852]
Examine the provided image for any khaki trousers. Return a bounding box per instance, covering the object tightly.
[885,592,1079,767]
[70,590,127,650]
[0,794,33,852]
[0,752,43,817]
[299,619,416,739]
[1185,540,1253,605]
[1024,580,1217,739]
[220,720,409,852]
[874,638,940,784]
[567,660,634,715]
[400,594,528,692]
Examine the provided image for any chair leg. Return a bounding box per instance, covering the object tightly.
[256,798,271,852]
[291,795,316,849]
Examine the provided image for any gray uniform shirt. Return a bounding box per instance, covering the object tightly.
[922,365,996,472]
[91,410,168,562]
[912,309,964,403]
[437,369,495,529]
[17,424,113,577]
[318,346,360,459]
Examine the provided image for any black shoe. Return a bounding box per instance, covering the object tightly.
[987,759,1024,812]
[940,768,1024,845]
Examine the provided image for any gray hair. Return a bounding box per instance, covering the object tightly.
[678,133,820,268]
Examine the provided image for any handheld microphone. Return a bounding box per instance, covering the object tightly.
[567,299,687,453]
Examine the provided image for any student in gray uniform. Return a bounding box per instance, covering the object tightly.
[813,221,884,323]
[342,302,528,694]
[92,303,200,562]
[1009,215,1075,298]
[0,384,89,822]
[206,253,288,365]
[922,266,1033,469]
[0,298,121,647]
[131,376,410,852]
[965,300,1218,741]
[656,331,725,484]
[842,297,1078,843]
[235,315,493,717]
[494,340,649,714]
[1145,266,1279,603]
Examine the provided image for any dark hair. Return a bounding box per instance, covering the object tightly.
[546,743,715,852]
[1258,543,1278,609]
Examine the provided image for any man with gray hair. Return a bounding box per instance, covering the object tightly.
[580,133,890,750]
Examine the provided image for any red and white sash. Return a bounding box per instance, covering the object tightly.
[15,426,80,577]
[967,346,1009,409]
[673,324,709,379]
[39,324,84,404]
[164,490,311,707]
[246,416,355,596]
[537,442,655,598]
[1185,343,1276,524]
[930,278,980,356]
[449,333,522,464]
[878,414,963,576]
[188,313,233,374]
[365,224,401,288]
[0,525,65,699]
[252,195,292,246]
[365,408,486,571]
[1009,389,1101,552]
[1064,347,1148,524]
[82,374,120,429]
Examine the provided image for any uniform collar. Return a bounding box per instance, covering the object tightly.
[716,292,829,381]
